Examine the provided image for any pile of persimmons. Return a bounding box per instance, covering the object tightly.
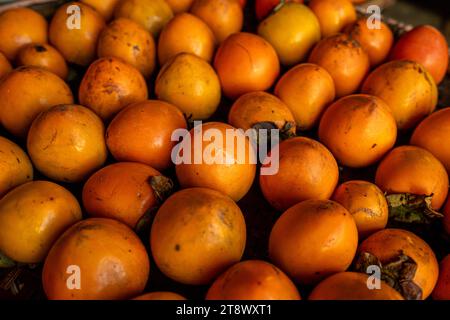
[0,0,449,301]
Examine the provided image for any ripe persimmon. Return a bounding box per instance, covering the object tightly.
[318,94,397,168]
[49,2,105,66]
[0,52,12,79]
[411,108,450,173]
[375,146,449,210]
[362,60,438,130]
[83,162,168,228]
[190,0,243,43]
[255,0,304,20]
[114,0,173,37]
[206,260,301,300]
[156,53,221,120]
[0,8,47,60]
[27,105,108,183]
[269,199,358,285]
[151,188,246,285]
[309,272,404,300]
[106,100,187,171]
[228,91,296,134]
[81,0,120,20]
[260,137,339,211]
[358,228,439,299]
[0,181,82,263]
[43,218,150,300]
[133,292,186,300]
[344,17,394,67]
[158,13,215,66]
[175,122,256,201]
[97,18,156,78]
[257,3,321,66]
[389,25,449,84]
[274,63,335,131]
[0,66,74,138]
[17,43,69,79]
[0,137,33,199]
[309,0,356,38]
[166,0,195,14]
[332,180,389,239]
[309,33,370,98]
[214,32,280,99]
[79,57,148,121]
[432,255,450,300]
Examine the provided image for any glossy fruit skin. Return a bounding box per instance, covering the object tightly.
[269,199,358,285]
[0,137,33,199]
[156,53,221,120]
[228,91,296,134]
[17,43,69,79]
[390,25,449,84]
[158,13,215,66]
[275,63,335,130]
[79,57,148,121]
[107,100,187,171]
[0,181,82,263]
[309,0,356,38]
[359,228,439,299]
[191,0,243,43]
[151,188,246,285]
[344,18,394,67]
[375,146,449,210]
[0,66,74,138]
[318,94,397,168]
[81,0,120,20]
[309,272,404,300]
[206,260,301,300]
[43,218,150,300]
[83,162,162,228]
[165,0,195,14]
[332,180,388,239]
[260,137,339,212]
[309,33,370,98]
[97,18,156,78]
[255,0,303,20]
[258,3,320,66]
[411,108,450,173]
[27,105,108,183]
[114,0,173,37]
[214,32,280,99]
[0,8,48,60]
[432,255,450,300]
[0,52,12,79]
[50,2,105,66]
[362,60,438,130]
[133,292,187,300]
[175,122,256,201]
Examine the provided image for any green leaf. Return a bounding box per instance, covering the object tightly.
[387,193,444,225]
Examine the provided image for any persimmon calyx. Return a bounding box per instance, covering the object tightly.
[354,251,423,300]
[149,175,175,204]
[386,193,444,224]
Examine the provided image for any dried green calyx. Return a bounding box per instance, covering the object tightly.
[354,251,423,300]
[387,193,444,225]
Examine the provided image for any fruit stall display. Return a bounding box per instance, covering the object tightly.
[0,0,449,301]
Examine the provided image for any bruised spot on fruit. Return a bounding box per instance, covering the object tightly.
[175,244,181,251]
